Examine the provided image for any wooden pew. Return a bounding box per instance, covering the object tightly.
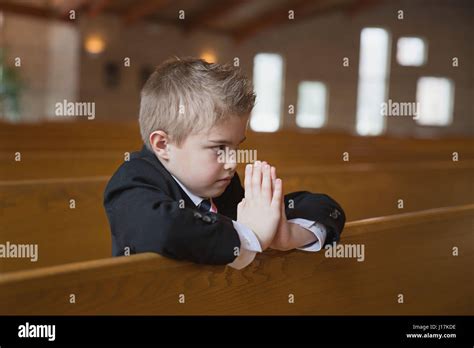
[0,204,472,315]
[0,179,111,272]
[0,150,125,180]
[1,161,472,273]
[2,122,473,159]
[2,148,471,180]
[2,122,473,180]
[0,121,142,152]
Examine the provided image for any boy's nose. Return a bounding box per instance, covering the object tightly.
[223,158,237,171]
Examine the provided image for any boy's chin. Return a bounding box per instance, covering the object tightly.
[207,185,227,197]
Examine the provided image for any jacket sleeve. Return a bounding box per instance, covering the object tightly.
[104,170,241,266]
[284,191,346,246]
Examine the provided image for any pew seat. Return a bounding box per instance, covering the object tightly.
[0,204,472,315]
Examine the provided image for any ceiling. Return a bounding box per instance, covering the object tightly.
[0,0,381,42]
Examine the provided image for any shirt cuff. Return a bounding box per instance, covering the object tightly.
[227,220,262,270]
[288,218,327,252]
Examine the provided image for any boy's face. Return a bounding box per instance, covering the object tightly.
[161,115,249,198]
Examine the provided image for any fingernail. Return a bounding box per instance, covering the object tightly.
[246,164,251,171]
[255,160,261,166]
[265,164,270,170]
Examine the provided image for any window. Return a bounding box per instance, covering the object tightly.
[250,53,284,132]
[416,77,454,126]
[396,37,427,66]
[356,28,391,136]
[296,81,328,128]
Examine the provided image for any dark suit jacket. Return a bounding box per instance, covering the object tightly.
[103,145,346,265]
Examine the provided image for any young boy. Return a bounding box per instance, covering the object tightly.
[103,57,345,270]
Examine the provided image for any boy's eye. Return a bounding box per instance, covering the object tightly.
[212,145,227,151]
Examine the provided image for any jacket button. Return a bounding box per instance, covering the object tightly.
[202,215,211,223]
[194,212,202,219]
[330,209,340,219]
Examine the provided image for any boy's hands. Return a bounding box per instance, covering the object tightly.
[238,161,318,251]
[268,164,292,250]
[268,166,319,251]
[237,160,282,250]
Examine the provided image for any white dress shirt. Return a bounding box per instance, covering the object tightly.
[170,174,326,270]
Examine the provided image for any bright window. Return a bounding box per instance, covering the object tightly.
[397,37,427,66]
[356,28,391,135]
[416,77,454,126]
[296,81,327,128]
[250,53,284,132]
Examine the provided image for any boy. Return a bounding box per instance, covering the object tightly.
[103,57,345,270]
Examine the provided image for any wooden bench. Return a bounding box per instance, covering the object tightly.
[2,122,473,180]
[0,204,472,315]
[1,161,472,273]
[2,122,473,157]
[2,148,471,180]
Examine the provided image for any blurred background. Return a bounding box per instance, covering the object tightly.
[0,0,472,137]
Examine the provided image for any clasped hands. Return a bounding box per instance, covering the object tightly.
[237,160,317,251]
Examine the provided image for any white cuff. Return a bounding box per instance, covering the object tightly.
[227,220,262,270]
[288,218,327,252]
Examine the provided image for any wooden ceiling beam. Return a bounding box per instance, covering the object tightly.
[57,0,93,18]
[183,0,248,32]
[88,0,112,17]
[122,0,172,25]
[0,2,71,23]
[344,0,380,17]
[232,0,376,43]
[232,0,316,43]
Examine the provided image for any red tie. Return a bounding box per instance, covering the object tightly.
[210,199,218,213]
[198,198,218,213]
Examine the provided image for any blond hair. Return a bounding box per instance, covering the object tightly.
[139,57,256,150]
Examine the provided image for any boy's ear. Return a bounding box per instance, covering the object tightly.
[149,130,171,160]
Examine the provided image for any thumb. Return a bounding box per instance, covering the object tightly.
[237,199,244,217]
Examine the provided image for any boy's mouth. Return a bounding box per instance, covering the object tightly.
[217,175,233,182]
[217,178,231,182]
[216,176,233,184]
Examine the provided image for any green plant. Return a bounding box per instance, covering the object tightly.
[0,50,22,120]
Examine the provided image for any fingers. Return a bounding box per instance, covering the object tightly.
[237,198,245,219]
[245,161,277,204]
[244,164,253,199]
[281,192,286,216]
[251,160,262,197]
[270,166,276,191]
[271,178,283,209]
[261,164,272,202]
[271,166,276,182]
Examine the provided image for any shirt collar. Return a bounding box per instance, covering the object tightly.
[170,174,207,207]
